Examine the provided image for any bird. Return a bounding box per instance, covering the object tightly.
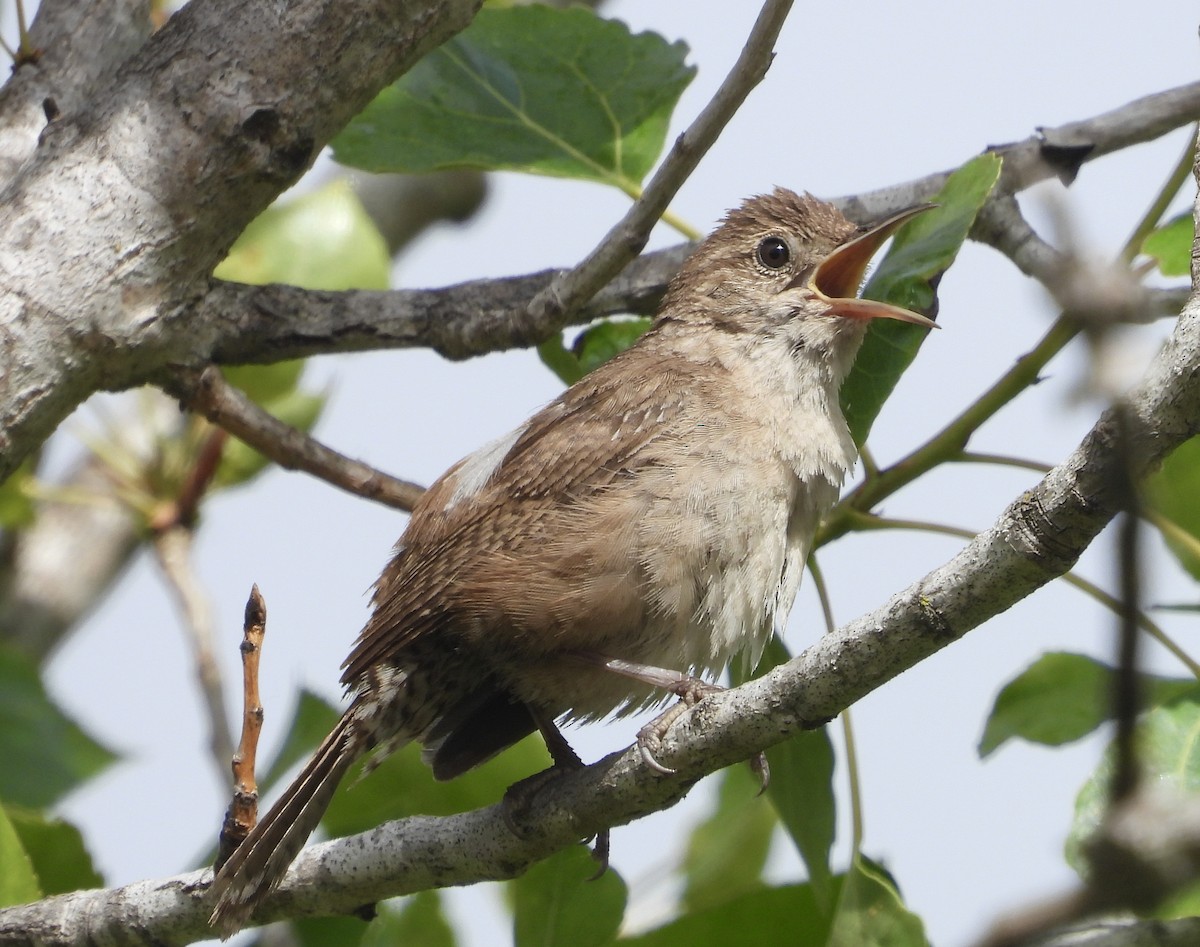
[208,187,936,932]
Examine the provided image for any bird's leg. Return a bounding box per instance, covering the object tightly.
[569,653,769,789]
[502,705,610,873]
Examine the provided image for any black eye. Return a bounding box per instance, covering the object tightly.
[756,236,790,270]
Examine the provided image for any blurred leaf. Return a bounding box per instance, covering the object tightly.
[7,808,103,895]
[734,635,837,908]
[539,318,653,385]
[323,730,551,837]
[288,894,457,947]
[223,360,307,406]
[0,460,36,529]
[0,803,40,907]
[1155,878,1200,921]
[0,646,117,807]
[620,883,839,947]
[214,388,326,488]
[1147,435,1200,580]
[333,6,694,187]
[681,765,775,913]
[843,153,1002,445]
[828,855,927,947]
[1142,213,1192,277]
[215,180,390,291]
[980,651,1200,757]
[260,689,341,791]
[1067,697,1200,875]
[513,845,626,947]
[382,890,458,947]
[289,913,369,947]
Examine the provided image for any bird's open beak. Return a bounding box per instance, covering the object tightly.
[802,204,939,328]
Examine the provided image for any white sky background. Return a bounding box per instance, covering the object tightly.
[12,1,1200,944]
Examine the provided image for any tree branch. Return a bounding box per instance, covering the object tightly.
[0,0,150,187]
[0,0,482,481]
[6,189,1200,944]
[190,80,1200,370]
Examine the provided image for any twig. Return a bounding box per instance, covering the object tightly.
[152,526,235,785]
[524,0,794,328]
[167,365,426,512]
[216,586,268,873]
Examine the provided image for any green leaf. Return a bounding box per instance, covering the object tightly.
[1147,435,1200,580]
[538,318,653,385]
[7,807,103,895]
[1067,697,1200,875]
[215,180,390,291]
[1141,213,1192,277]
[734,636,837,908]
[513,845,626,947]
[979,651,1200,757]
[223,360,307,407]
[827,856,927,947]
[259,689,342,791]
[843,153,1002,445]
[322,730,551,838]
[288,914,370,947]
[0,460,35,529]
[333,6,695,188]
[0,646,117,807]
[381,890,458,947]
[681,765,776,913]
[619,883,839,947]
[0,803,40,908]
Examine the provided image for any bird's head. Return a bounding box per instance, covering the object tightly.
[659,188,936,369]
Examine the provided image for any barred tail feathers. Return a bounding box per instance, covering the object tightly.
[209,714,366,936]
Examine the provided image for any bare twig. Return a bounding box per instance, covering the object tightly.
[216,586,268,872]
[525,0,793,329]
[152,526,235,785]
[167,366,426,512]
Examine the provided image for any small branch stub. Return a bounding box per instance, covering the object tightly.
[215,585,268,872]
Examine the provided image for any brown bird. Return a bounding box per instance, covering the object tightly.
[209,188,935,932]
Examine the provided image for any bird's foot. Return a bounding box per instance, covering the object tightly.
[501,708,610,875]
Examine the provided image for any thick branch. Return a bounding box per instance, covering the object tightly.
[0,0,150,187]
[6,212,1200,946]
[0,0,482,481]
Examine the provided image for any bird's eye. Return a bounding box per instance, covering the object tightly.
[756,236,790,270]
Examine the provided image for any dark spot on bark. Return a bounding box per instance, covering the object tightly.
[241,108,281,143]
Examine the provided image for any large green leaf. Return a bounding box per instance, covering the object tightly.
[215,180,390,291]
[1141,212,1192,277]
[979,651,1200,757]
[843,153,1002,446]
[0,803,40,908]
[0,646,117,807]
[1147,434,1200,580]
[333,6,695,188]
[681,764,776,913]
[734,636,837,907]
[7,808,103,895]
[513,845,627,947]
[827,856,927,947]
[619,883,839,947]
[1066,697,1200,876]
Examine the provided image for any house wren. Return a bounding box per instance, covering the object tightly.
[209,188,936,931]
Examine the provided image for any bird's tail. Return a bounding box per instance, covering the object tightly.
[208,713,363,937]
